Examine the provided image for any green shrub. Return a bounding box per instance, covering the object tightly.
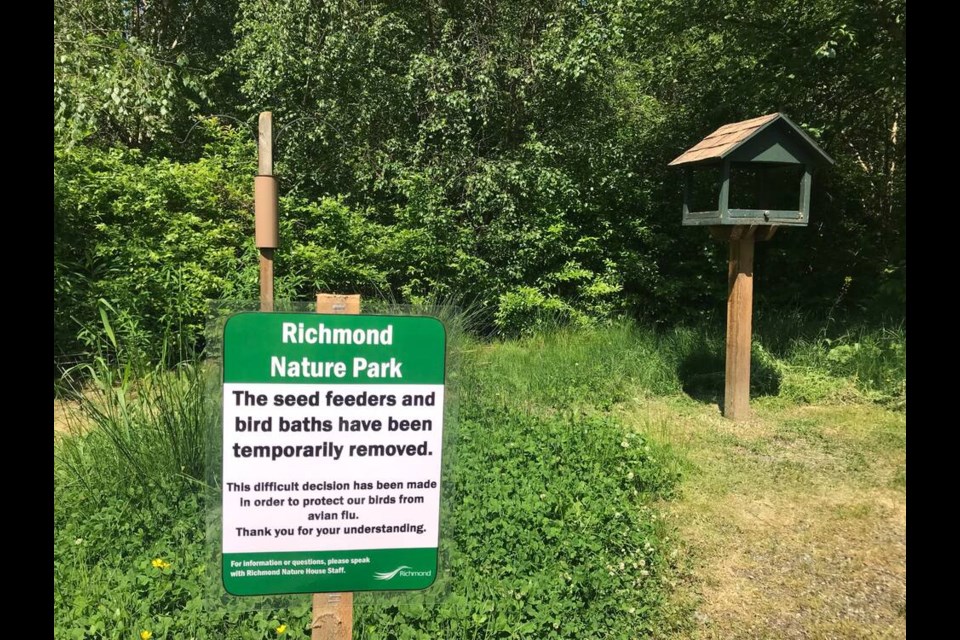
[54,124,259,363]
[495,287,581,337]
[775,325,906,406]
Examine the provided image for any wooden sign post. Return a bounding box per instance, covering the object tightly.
[311,293,360,640]
[255,112,278,312]
[246,110,443,636]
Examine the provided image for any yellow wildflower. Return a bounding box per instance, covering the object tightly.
[151,558,171,570]
[276,624,288,634]
[140,631,153,640]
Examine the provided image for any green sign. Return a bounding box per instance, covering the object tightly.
[222,313,446,595]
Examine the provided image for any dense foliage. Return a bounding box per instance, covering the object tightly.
[53,316,904,637]
[54,324,686,638]
[54,0,905,360]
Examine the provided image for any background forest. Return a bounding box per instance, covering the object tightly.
[54,0,905,362]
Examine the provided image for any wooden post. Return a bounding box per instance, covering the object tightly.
[316,294,361,316]
[256,112,278,311]
[724,227,755,420]
[311,292,361,640]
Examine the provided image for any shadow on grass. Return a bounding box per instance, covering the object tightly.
[678,344,781,405]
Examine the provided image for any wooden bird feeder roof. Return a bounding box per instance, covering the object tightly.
[668,112,833,167]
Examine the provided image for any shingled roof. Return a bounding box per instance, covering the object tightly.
[668,113,833,166]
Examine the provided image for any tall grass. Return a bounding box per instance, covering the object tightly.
[776,324,906,405]
[55,303,905,507]
[469,320,682,413]
[470,314,906,410]
[55,310,211,498]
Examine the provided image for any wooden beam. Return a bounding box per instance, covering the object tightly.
[754,226,779,242]
[258,112,273,176]
[312,292,361,640]
[259,248,274,312]
[724,229,754,420]
[311,591,353,640]
[316,294,361,315]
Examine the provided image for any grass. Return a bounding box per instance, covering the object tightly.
[472,316,905,412]
[56,356,210,496]
[472,322,680,413]
[425,316,904,640]
[463,317,906,638]
[635,399,907,639]
[54,310,905,639]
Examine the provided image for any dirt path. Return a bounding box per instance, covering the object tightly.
[54,399,75,433]
[621,398,906,639]
[54,397,89,436]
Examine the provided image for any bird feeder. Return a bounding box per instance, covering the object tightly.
[668,113,833,420]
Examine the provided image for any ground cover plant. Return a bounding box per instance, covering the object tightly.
[55,316,684,639]
[54,309,904,638]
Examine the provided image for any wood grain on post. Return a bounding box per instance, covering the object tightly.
[316,294,361,315]
[754,225,778,242]
[257,112,276,311]
[258,112,273,175]
[259,249,274,312]
[311,591,353,640]
[724,227,755,420]
[311,292,361,640]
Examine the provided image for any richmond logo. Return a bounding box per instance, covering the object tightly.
[373,566,433,580]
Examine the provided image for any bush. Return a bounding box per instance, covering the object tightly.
[55,123,259,364]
